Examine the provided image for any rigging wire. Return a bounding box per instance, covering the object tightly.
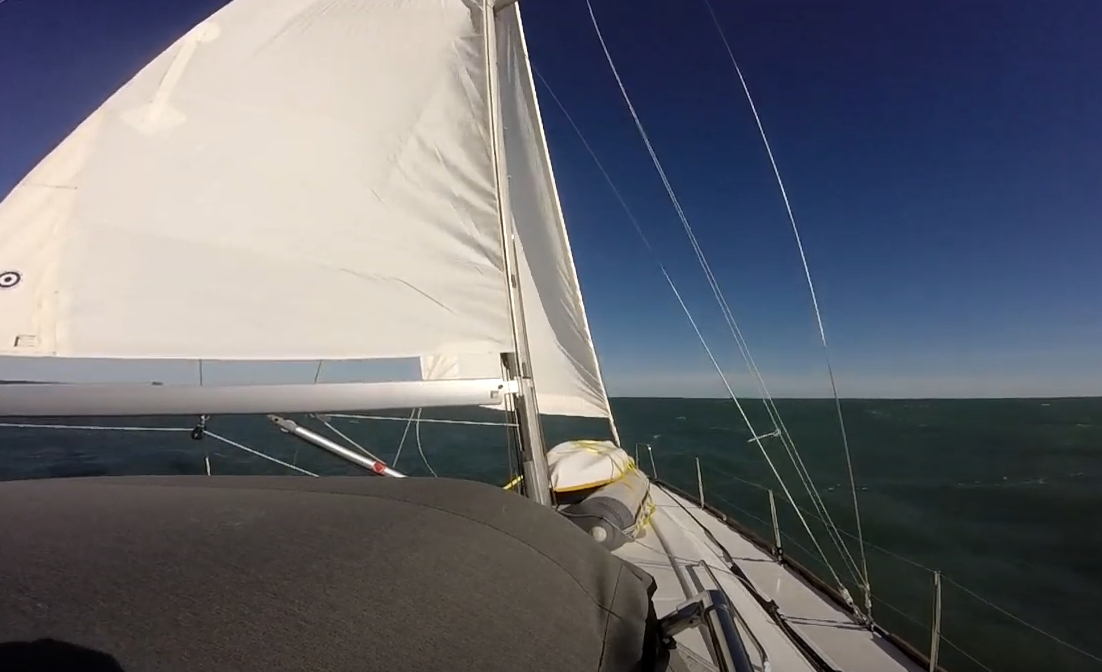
[0,422,320,476]
[324,411,439,476]
[574,0,865,593]
[564,1,846,594]
[578,0,860,605]
[697,0,871,611]
[205,431,319,477]
[413,410,439,477]
[531,86,857,594]
[691,262,866,588]
[715,312,867,589]
[703,464,925,574]
[314,414,385,462]
[393,408,418,467]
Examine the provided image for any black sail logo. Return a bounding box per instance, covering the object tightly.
[0,271,22,289]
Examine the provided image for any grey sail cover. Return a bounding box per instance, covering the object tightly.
[0,476,662,672]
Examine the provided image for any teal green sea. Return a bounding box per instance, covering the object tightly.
[3,397,1101,672]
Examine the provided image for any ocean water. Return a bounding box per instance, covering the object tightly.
[2,397,1101,672]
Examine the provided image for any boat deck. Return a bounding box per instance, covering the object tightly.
[613,485,925,672]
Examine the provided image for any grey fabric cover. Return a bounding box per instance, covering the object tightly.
[0,476,662,672]
[561,469,651,551]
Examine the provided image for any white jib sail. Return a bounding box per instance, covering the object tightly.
[0,0,513,363]
[420,3,614,421]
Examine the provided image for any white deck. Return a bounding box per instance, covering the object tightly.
[613,485,925,672]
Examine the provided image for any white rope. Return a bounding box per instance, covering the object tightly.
[698,0,871,609]
[205,431,318,477]
[576,0,855,600]
[327,413,515,428]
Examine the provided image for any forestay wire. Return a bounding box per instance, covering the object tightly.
[696,0,871,612]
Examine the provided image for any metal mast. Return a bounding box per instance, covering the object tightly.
[485,0,551,505]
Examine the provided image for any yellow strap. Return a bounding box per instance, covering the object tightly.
[632,497,657,533]
[550,441,637,493]
[502,474,524,491]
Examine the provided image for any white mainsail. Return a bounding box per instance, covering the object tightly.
[0,0,507,362]
[420,2,613,420]
[0,0,611,420]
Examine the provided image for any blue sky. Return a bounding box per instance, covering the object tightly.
[1,0,1100,398]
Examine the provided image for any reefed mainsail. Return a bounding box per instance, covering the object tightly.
[0,0,612,420]
[420,2,613,420]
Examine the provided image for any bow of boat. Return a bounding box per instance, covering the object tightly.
[615,482,929,672]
